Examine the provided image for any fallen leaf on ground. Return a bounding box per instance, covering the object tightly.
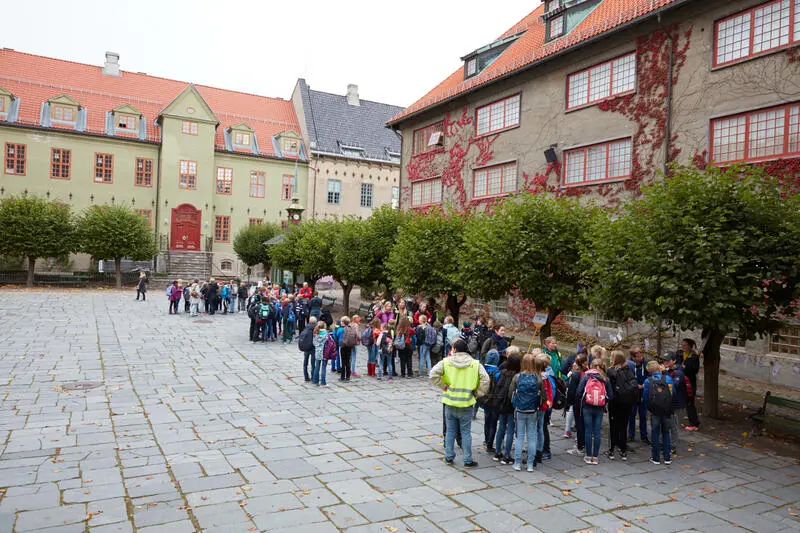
[562,489,571,496]
[788,509,798,517]
[635,516,647,523]
[702,487,717,494]
[624,523,632,527]
[385,527,398,533]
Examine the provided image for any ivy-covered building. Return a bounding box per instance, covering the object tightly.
[388,0,800,386]
[0,49,309,278]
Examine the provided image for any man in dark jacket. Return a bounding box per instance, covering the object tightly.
[309,293,323,320]
[679,339,701,430]
[298,317,317,382]
[664,353,686,454]
[295,298,308,333]
[206,278,219,315]
[627,346,650,444]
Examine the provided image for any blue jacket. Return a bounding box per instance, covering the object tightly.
[576,369,613,407]
[627,359,649,385]
[642,372,675,412]
[666,363,687,409]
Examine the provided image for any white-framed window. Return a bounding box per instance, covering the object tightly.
[550,15,565,39]
[327,179,341,204]
[563,138,632,186]
[714,0,799,67]
[391,186,400,209]
[234,132,250,146]
[179,160,197,190]
[473,162,517,198]
[117,114,137,131]
[182,120,198,135]
[466,57,478,77]
[476,94,521,135]
[411,177,442,207]
[216,167,233,194]
[360,182,374,208]
[567,53,636,110]
[711,102,800,163]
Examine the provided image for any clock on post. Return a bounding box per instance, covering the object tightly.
[286,197,305,225]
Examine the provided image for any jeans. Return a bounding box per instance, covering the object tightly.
[609,403,630,453]
[379,351,393,378]
[261,321,270,341]
[350,347,357,375]
[269,319,278,340]
[238,297,246,312]
[670,409,684,449]
[303,350,314,381]
[536,410,546,453]
[418,344,432,376]
[565,406,575,433]
[190,303,199,317]
[312,357,327,386]
[283,321,295,342]
[574,406,585,451]
[208,296,216,315]
[650,414,672,462]
[368,344,378,364]
[583,405,604,457]
[514,411,539,467]
[340,346,352,380]
[483,407,499,449]
[445,405,474,464]
[184,298,190,313]
[169,300,179,313]
[495,413,515,457]
[541,409,551,453]
[630,398,648,439]
[230,296,236,313]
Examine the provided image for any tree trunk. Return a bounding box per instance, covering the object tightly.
[26,256,35,287]
[539,308,562,346]
[700,328,724,419]
[340,282,353,315]
[445,294,468,324]
[263,262,272,280]
[115,256,122,289]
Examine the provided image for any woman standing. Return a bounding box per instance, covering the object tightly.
[395,317,415,378]
[606,350,636,460]
[577,358,613,465]
[566,354,589,458]
[136,272,148,301]
[493,348,521,465]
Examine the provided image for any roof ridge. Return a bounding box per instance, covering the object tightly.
[0,75,166,106]
[307,87,404,110]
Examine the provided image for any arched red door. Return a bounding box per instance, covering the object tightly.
[171,204,201,250]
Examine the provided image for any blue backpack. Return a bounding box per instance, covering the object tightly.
[287,307,296,323]
[512,373,540,412]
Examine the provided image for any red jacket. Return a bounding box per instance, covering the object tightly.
[413,310,431,327]
[299,287,312,299]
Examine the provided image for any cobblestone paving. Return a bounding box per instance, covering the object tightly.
[0,291,799,533]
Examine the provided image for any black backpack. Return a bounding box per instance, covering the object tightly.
[298,326,314,352]
[613,365,638,406]
[647,375,673,416]
[552,375,568,410]
[487,371,513,411]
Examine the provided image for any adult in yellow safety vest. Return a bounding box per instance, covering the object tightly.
[430,338,490,467]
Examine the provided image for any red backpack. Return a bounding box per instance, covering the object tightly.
[583,372,607,407]
[323,335,338,360]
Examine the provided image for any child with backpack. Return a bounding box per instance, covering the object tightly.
[566,354,589,457]
[282,296,296,344]
[258,298,273,342]
[535,352,556,462]
[312,323,334,387]
[394,317,415,378]
[576,358,613,465]
[416,315,436,378]
[362,317,379,377]
[480,350,501,454]
[331,320,344,374]
[606,350,637,460]
[376,323,394,381]
[339,316,359,381]
[350,315,362,377]
[492,347,520,464]
[643,360,675,464]
[430,321,444,367]
[509,352,542,472]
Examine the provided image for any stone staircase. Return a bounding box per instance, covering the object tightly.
[165,251,212,280]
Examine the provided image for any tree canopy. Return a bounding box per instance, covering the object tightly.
[232,222,281,276]
[0,196,75,286]
[76,204,157,288]
[588,165,800,417]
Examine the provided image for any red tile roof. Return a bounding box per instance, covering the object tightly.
[388,0,686,125]
[0,49,300,157]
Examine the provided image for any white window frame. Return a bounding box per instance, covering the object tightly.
[327,179,341,205]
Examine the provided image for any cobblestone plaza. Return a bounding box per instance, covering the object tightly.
[0,291,798,533]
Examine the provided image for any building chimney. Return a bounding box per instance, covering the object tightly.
[103,52,121,77]
[346,84,360,106]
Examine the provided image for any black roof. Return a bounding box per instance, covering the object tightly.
[297,79,403,163]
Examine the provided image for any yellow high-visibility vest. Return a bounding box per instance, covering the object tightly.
[441,359,479,407]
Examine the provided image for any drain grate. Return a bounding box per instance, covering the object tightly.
[62,381,102,391]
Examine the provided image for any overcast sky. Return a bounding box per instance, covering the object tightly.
[2,1,537,108]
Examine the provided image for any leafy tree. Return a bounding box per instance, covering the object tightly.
[460,194,601,343]
[232,222,281,278]
[387,208,469,322]
[588,165,800,418]
[366,205,409,297]
[0,196,75,287]
[333,218,375,314]
[270,224,309,284]
[76,204,158,288]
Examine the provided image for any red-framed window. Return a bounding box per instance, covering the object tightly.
[473,162,517,198]
[216,167,233,195]
[567,52,636,110]
[412,121,444,154]
[53,105,75,122]
[50,148,71,180]
[711,102,800,163]
[182,120,198,135]
[94,153,113,183]
[249,171,265,198]
[281,174,294,200]
[135,158,153,187]
[249,217,264,225]
[214,215,231,242]
[714,0,800,67]
[476,94,521,136]
[136,209,152,227]
[179,160,197,190]
[234,132,250,145]
[4,143,26,175]
[563,138,632,186]
[411,177,443,207]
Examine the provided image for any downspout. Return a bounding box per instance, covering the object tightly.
[154,121,164,270]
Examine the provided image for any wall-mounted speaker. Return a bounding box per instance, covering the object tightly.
[544,147,558,163]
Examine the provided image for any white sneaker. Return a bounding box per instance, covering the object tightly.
[583,456,593,464]
[513,463,521,471]
[567,447,584,456]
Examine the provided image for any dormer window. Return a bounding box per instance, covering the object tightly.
[462,31,524,80]
[117,114,137,131]
[546,0,562,12]
[387,150,401,164]
[53,105,75,123]
[234,132,250,146]
[466,58,477,77]
[341,145,365,158]
[549,15,565,39]
[283,138,299,155]
[543,0,601,42]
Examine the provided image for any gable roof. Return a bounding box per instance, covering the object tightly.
[388,0,688,126]
[297,79,403,163]
[0,49,301,158]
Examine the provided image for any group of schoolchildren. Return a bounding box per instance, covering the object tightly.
[163,278,250,316]
[474,337,702,470]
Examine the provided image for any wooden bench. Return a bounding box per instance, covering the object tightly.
[322,296,337,308]
[752,391,800,436]
[358,303,372,318]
